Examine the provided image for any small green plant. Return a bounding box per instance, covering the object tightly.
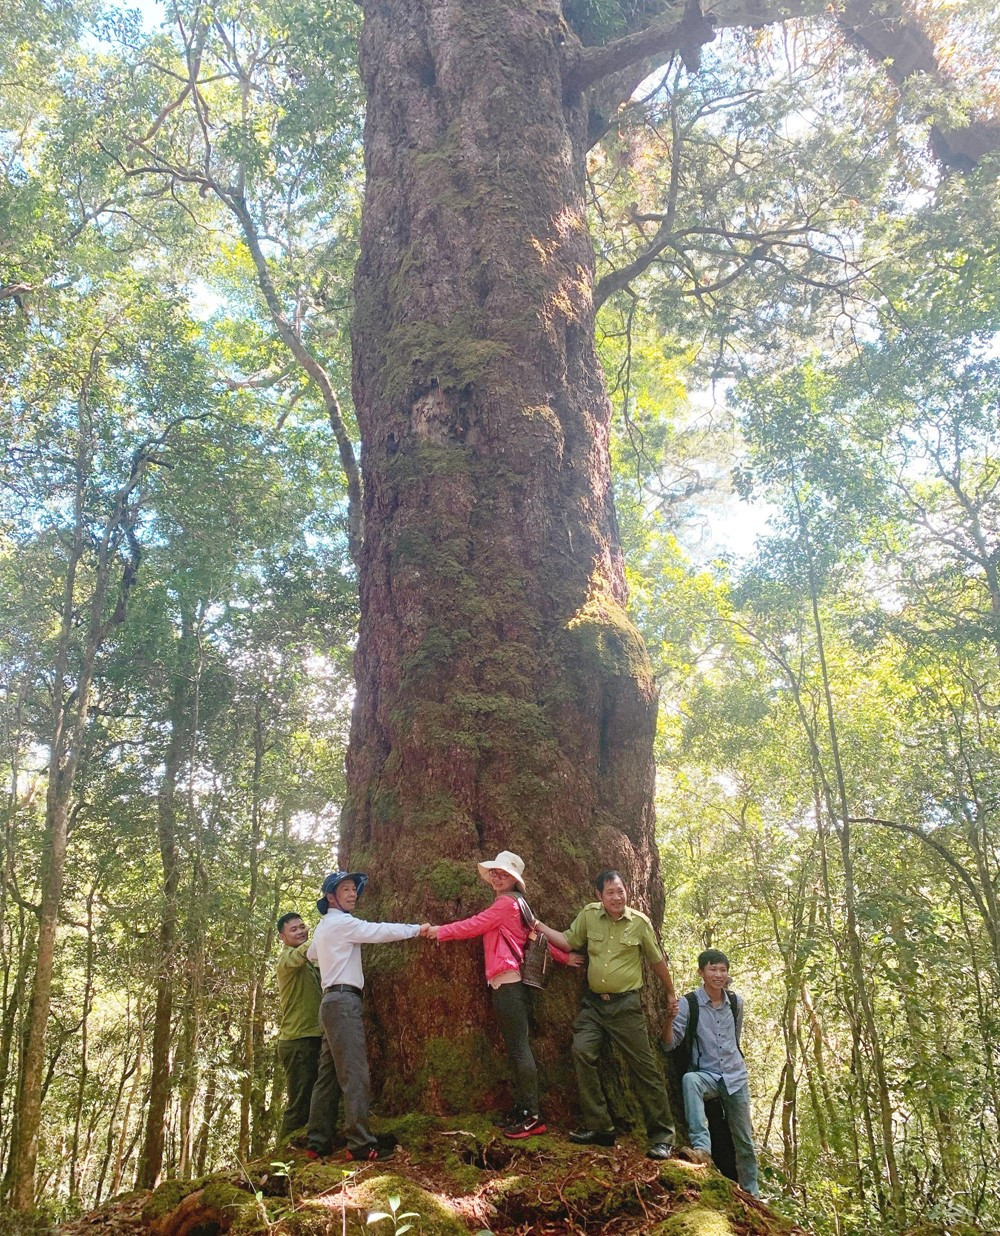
[236,1157,275,1230]
[339,1166,358,1236]
[270,1159,294,1208]
[365,1193,420,1236]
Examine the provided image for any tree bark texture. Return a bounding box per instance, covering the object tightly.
[345,0,661,1110]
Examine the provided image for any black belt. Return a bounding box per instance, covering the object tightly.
[325,983,363,997]
[588,989,637,1003]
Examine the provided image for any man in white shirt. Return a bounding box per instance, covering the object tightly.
[305,870,429,1162]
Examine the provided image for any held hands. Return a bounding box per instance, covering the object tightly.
[420,924,439,940]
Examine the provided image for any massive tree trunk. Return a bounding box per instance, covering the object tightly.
[344,0,663,1108]
[341,0,998,1114]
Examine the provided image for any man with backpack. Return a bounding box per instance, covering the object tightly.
[660,949,759,1195]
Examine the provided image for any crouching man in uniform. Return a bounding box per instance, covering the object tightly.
[306,870,429,1162]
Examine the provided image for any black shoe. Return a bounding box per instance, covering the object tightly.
[568,1128,616,1147]
[346,1141,394,1162]
[646,1141,674,1160]
[494,1107,526,1128]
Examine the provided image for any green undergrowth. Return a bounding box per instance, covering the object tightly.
[113,1115,800,1236]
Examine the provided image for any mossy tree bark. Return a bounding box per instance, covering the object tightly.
[343,0,684,1110]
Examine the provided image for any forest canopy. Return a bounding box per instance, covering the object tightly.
[1,0,999,1233]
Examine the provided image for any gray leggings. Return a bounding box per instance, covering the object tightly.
[491,981,538,1115]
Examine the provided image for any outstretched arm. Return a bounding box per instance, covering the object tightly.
[534,921,572,953]
[434,900,512,942]
[344,919,422,944]
[278,941,312,971]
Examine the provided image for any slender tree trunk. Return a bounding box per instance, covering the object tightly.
[95,1043,138,1205]
[111,1001,146,1196]
[779,981,799,1183]
[194,1068,218,1177]
[177,855,207,1178]
[345,0,660,1104]
[0,916,33,1165]
[249,972,270,1158]
[69,885,98,1199]
[6,358,152,1210]
[138,608,199,1189]
[239,698,266,1160]
[800,985,841,1157]
[796,503,903,1219]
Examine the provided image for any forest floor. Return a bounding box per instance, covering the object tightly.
[54,1114,806,1236]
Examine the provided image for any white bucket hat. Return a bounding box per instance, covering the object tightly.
[478,850,526,890]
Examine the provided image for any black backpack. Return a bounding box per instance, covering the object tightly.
[677,989,741,1183]
[677,989,741,1073]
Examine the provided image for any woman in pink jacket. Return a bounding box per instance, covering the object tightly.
[428,850,580,1139]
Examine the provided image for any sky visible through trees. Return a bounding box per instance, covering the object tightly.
[1,0,999,1232]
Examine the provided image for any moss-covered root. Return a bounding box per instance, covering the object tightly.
[142,1179,257,1235]
[289,1171,473,1236]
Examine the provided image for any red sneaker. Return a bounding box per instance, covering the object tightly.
[503,1114,547,1139]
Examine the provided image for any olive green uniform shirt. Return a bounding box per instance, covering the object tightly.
[276,942,323,1041]
[563,903,663,994]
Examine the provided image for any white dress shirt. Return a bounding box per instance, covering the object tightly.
[307,909,419,989]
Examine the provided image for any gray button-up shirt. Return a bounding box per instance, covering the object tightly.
[664,985,748,1093]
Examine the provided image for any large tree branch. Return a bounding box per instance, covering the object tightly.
[596,217,850,308]
[706,0,831,30]
[588,0,1000,168]
[713,0,1000,167]
[227,191,363,565]
[837,0,1000,168]
[105,132,364,564]
[848,816,993,925]
[564,0,717,96]
[582,0,832,150]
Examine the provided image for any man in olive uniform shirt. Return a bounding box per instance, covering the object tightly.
[536,869,679,1159]
[275,911,336,1146]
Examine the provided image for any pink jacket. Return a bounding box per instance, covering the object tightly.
[437,894,571,983]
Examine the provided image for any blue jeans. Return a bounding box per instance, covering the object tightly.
[682,1071,759,1196]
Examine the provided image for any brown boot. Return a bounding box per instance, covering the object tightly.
[679,1147,714,1166]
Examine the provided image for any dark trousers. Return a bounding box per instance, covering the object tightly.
[491,981,539,1115]
[572,991,674,1142]
[277,1036,321,1137]
[304,1028,340,1153]
[310,990,374,1154]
